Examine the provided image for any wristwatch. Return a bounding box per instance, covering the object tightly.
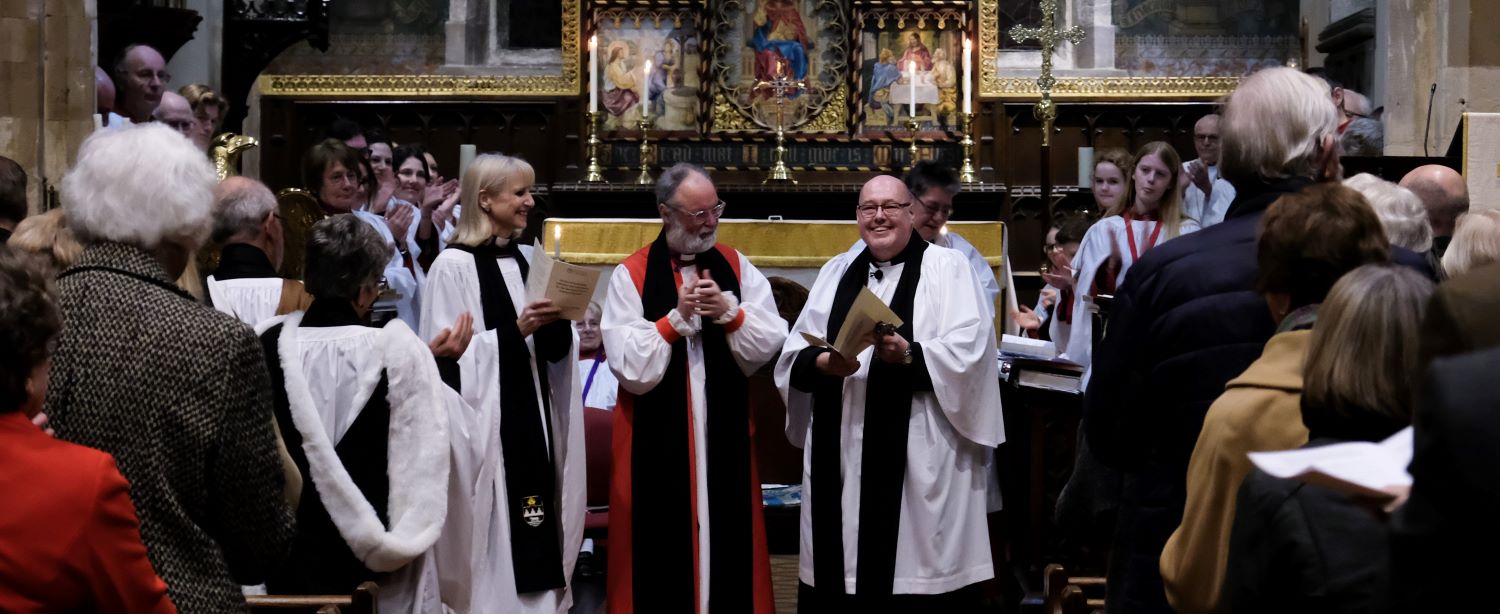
[900,347,913,365]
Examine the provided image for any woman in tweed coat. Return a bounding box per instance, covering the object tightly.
[45,124,296,613]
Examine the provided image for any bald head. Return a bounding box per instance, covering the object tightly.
[858,175,916,260]
[94,66,116,115]
[1400,164,1469,237]
[115,44,167,123]
[153,91,195,140]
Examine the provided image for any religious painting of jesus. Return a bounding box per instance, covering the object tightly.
[710,0,848,133]
[595,7,705,135]
[856,23,964,137]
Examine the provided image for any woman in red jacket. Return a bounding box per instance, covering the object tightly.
[0,247,175,614]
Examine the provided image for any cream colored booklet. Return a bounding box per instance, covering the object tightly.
[799,286,904,359]
[525,241,602,321]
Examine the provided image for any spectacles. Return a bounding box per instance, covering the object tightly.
[1044,242,1064,255]
[325,171,358,185]
[915,196,953,218]
[856,200,910,219]
[159,119,194,133]
[665,199,727,221]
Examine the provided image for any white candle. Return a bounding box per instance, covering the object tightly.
[962,36,973,114]
[1078,146,1095,188]
[459,144,476,183]
[642,59,652,120]
[588,35,599,114]
[907,60,917,118]
[554,225,562,260]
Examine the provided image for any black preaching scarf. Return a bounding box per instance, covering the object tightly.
[632,232,753,613]
[804,231,928,596]
[447,241,571,594]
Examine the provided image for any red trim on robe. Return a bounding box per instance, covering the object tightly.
[607,241,775,613]
[656,316,683,343]
[723,307,748,333]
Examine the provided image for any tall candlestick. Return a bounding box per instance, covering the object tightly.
[907,60,917,119]
[641,59,652,120]
[588,35,598,114]
[962,36,973,114]
[554,225,562,260]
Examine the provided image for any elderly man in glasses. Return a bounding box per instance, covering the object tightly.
[776,174,1002,610]
[599,162,788,614]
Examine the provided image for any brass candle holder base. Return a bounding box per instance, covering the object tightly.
[635,118,653,185]
[959,112,978,183]
[906,118,922,171]
[764,125,796,184]
[584,111,605,183]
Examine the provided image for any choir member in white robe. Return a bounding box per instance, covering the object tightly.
[1067,142,1201,376]
[575,302,619,411]
[847,161,1000,316]
[420,153,585,614]
[204,177,311,327]
[775,175,1003,609]
[257,216,455,614]
[1181,114,1236,228]
[1011,216,1094,350]
[301,139,421,329]
[601,163,788,614]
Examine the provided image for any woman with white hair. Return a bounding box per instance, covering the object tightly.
[1344,173,1434,253]
[47,123,295,612]
[420,153,585,613]
[1440,209,1500,278]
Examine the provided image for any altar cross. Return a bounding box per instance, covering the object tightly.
[1009,0,1086,146]
[753,60,807,183]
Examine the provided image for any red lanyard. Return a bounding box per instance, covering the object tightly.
[1123,211,1163,264]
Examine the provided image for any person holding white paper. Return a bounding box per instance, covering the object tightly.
[419,153,585,613]
[599,162,787,614]
[1160,184,1401,614]
[1224,264,1433,613]
[775,175,1002,609]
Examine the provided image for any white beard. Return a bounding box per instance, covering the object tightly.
[666,223,717,254]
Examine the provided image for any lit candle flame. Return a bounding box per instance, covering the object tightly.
[589,34,596,51]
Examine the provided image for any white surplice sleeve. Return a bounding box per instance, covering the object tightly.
[1063,217,1120,368]
[601,263,677,395]
[419,250,486,344]
[916,248,1005,447]
[725,254,789,375]
[774,253,855,449]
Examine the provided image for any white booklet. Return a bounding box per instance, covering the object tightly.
[524,241,602,321]
[1001,334,1056,360]
[1247,426,1414,500]
[799,286,904,360]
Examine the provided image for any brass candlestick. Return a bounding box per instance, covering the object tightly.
[584,111,605,183]
[635,118,653,185]
[754,68,805,184]
[959,112,978,183]
[906,118,921,170]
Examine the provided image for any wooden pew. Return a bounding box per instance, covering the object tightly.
[245,582,378,614]
[1042,564,1105,614]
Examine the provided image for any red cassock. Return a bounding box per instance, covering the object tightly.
[605,241,778,614]
[0,410,176,613]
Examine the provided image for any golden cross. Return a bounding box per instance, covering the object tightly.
[1009,0,1086,146]
[752,63,807,132]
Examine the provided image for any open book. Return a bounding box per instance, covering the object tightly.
[524,241,603,321]
[1247,426,1414,500]
[799,286,903,360]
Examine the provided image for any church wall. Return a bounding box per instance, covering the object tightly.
[1378,0,1500,159]
[0,0,95,216]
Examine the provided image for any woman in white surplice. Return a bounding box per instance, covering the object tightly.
[256,215,471,613]
[420,153,585,614]
[1066,141,1201,378]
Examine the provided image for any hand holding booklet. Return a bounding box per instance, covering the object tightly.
[524,241,603,321]
[1247,426,1414,500]
[799,286,904,359]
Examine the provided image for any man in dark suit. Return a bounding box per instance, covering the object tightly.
[1082,67,1433,612]
[45,124,295,613]
[1392,345,1500,611]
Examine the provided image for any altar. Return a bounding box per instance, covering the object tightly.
[539,217,1007,301]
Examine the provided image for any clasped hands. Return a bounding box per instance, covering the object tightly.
[675,270,732,321]
[814,322,910,377]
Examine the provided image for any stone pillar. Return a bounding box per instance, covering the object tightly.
[0,0,96,215]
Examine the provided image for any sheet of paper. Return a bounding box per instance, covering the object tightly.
[830,286,903,358]
[525,241,602,321]
[1247,426,1414,499]
[1001,334,1055,360]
